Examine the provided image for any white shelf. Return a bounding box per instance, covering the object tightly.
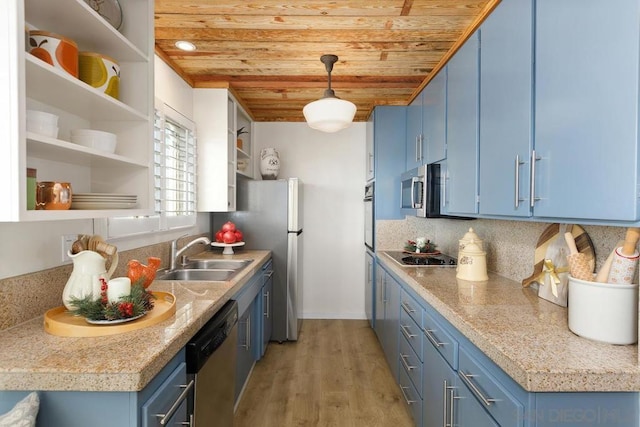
[25,0,148,61]
[27,133,148,168]
[22,208,153,221]
[26,56,148,121]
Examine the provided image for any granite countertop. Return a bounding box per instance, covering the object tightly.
[0,250,271,393]
[378,251,640,393]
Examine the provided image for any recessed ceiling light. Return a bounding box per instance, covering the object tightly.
[175,41,196,51]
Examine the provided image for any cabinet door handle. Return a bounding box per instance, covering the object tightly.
[400,324,417,340]
[418,134,424,162]
[423,327,446,348]
[449,387,458,427]
[399,384,416,405]
[246,316,251,350]
[155,380,194,426]
[458,370,499,407]
[514,155,525,208]
[264,291,270,318]
[368,152,374,173]
[401,301,415,315]
[264,270,274,279]
[442,169,447,208]
[415,135,420,162]
[442,380,449,427]
[400,353,416,371]
[529,150,541,208]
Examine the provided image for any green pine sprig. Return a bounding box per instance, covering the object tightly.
[68,282,156,321]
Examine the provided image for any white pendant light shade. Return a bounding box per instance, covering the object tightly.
[303,97,357,133]
[303,54,356,133]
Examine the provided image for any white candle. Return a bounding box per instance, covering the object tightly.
[107,277,131,303]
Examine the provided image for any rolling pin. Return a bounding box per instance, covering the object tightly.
[595,240,624,282]
[607,228,640,284]
[564,232,593,281]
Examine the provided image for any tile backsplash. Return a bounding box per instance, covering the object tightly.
[377,217,628,284]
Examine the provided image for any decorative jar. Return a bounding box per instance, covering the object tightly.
[260,148,280,180]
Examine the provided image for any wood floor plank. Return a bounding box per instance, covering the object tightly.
[234,319,414,427]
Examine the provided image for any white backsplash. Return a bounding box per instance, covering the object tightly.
[376,217,628,283]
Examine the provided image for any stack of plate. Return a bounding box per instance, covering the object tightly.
[71,193,137,210]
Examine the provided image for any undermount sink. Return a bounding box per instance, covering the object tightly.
[156,269,239,282]
[182,259,253,270]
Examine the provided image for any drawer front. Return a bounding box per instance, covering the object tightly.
[142,362,192,427]
[399,332,423,397]
[400,307,423,361]
[398,362,423,427]
[422,311,457,369]
[458,347,524,427]
[400,289,423,327]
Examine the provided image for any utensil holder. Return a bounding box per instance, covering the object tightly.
[568,276,638,345]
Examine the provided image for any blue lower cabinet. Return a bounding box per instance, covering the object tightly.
[376,256,640,427]
[0,349,188,427]
[261,260,274,357]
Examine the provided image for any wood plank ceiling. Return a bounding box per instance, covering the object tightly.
[154,0,499,122]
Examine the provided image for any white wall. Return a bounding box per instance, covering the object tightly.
[254,122,367,319]
[0,57,208,280]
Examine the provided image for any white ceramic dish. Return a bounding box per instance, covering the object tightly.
[85,312,145,325]
[27,110,59,138]
[71,129,117,153]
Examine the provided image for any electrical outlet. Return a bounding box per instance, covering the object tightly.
[61,235,76,262]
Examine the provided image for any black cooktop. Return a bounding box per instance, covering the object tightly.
[385,251,457,267]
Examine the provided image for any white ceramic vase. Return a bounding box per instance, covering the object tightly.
[260,148,280,180]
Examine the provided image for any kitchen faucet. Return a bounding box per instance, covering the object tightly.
[170,235,211,270]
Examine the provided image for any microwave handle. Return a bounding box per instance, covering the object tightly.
[411,176,419,208]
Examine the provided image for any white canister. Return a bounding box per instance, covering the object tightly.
[456,240,489,282]
[459,227,483,252]
[568,276,638,345]
[260,148,280,180]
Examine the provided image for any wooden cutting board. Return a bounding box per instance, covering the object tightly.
[43,292,176,337]
[522,223,595,287]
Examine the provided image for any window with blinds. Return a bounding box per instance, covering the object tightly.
[154,107,196,229]
[99,102,196,238]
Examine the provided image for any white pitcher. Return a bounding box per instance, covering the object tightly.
[62,250,118,310]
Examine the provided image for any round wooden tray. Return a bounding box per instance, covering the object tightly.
[43,291,176,337]
[402,250,441,257]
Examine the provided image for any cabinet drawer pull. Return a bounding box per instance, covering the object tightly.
[264,270,274,279]
[399,384,416,405]
[458,370,499,407]
[400,353,416,371]
[155,380,194,425]
[423,327,445,347]
[514,155,525,208]
[401,301,416,314]
[264,290,270,318]
[400,324,417,339]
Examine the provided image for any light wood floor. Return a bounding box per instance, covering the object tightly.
[234,319,414,427]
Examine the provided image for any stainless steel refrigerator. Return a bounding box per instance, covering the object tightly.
[212,178,303,342]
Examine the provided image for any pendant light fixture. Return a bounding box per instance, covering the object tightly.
[303,54,357,133]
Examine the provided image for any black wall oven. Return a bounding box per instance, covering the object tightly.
[364,182,374,250]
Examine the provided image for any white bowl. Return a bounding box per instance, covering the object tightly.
[70,129,117,153]
[27,110,59,126]
[27,122,58,138]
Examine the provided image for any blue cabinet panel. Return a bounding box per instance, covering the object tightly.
[444,31,480,215]
[365,249,375,328]
[406,92,424,170]
[478,0,534,217]
[383,272,401,380]
[372,106,407,220]
[423,69,447,164]
[534,0,640,220]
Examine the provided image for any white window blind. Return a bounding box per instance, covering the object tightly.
[99,101,196,238]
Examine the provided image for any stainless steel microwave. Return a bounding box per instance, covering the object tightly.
[400,163,443,218]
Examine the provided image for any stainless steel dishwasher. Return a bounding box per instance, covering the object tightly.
[186,300,238,426]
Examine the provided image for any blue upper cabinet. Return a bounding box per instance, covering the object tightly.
[478,0,534,217]
[534,0,640,220]
[371,106,407,220]
[423,68,447,164]
[406,90,424,170]
[443,32,480,215]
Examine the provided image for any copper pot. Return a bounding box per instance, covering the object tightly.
[36,182,72,210]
